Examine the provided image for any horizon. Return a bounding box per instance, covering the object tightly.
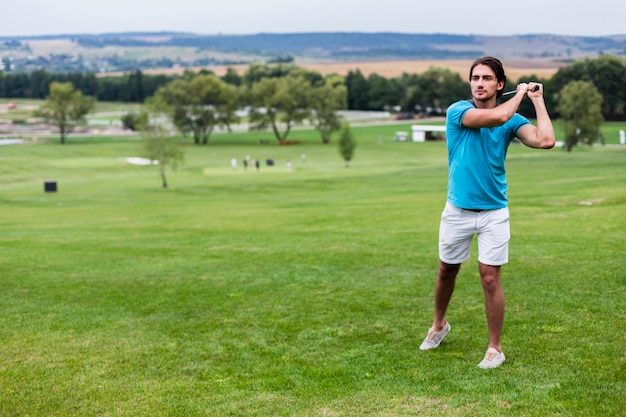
[2,30,624,40]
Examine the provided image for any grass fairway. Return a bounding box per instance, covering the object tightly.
[1,125,624,416]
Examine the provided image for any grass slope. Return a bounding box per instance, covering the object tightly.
[0,125,624,416]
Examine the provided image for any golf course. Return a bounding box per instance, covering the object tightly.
[1,121,624,416]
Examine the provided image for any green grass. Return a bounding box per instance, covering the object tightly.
[0,125,625,416]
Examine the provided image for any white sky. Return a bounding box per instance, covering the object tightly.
[2,0,625,37]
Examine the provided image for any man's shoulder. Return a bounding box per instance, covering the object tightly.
[448,99,474,111]
[446,100,475,128]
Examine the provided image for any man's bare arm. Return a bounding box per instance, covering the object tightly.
[516,85,556,149]
[462,83,529,128]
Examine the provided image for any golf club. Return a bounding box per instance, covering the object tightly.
[502,85,540,96]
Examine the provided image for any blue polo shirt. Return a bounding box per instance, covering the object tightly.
[445,100,530,209]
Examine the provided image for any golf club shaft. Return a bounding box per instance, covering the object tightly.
[502,85,540,96]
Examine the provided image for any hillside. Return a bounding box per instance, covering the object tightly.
[1,32,624,74]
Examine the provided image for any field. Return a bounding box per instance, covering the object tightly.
[0,124,625,416]
[107,58,563,80]
[14,40,264,69]
[296,59,563,80]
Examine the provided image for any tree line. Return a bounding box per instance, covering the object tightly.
[0,69,170,103]
[142,64,347,145]
[1,55,625,121]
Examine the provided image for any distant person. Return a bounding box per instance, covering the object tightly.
[286,160,292,172]
[419,56,555,368]
[255,159,260,172]
[243,159,248,170]
[230,158,237,170]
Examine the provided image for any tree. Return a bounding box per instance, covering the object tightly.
[345,69,370,110]
[120,111,148,131]
[126,70,146,102]
[137,104,185,189]
[248,73,311,142]
[28,69,53,98]
[367,73,403,110]
[403,67,467,115]
[221,67,242,86]
[241,62,297,88]
[310,75,347,144]
[35,81,95,144]
[154,73,240,144]
[557,80,604,152]
[338,122,356,167]
[551,55,626,121]
[143,129,185,189]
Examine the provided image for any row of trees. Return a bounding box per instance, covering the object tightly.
[32,66,348,147]
[0,69,170,102]
[0,64,474,117]
[550,55,626,121]
[137,65,348,145]
[3,55,625,120]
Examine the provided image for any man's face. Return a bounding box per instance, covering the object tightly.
[470,64,504,102]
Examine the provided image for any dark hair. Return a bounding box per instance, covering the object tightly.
[469,56,507,98]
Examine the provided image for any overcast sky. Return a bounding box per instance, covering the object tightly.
[3,0,625,37]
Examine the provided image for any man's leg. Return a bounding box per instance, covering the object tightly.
[478,262,504,352]
[433,261,461,331]
[422,202,471,351]
[420,261,461,350]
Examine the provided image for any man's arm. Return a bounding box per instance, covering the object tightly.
[516,85,556,149]
[462,83,529,128]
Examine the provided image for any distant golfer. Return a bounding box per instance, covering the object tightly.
[419,56,555,368]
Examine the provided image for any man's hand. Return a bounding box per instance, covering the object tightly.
[516,83,529,96]
[527,83,543,98]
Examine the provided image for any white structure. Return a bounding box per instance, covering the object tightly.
[394,131,409,141]
[619,129,625,145]
[411,125,446,142]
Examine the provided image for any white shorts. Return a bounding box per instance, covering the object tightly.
[438,202,510,266]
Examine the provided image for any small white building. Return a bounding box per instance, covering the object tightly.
[411,125,446,142]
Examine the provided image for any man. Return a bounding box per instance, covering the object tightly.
[419,56,555,368]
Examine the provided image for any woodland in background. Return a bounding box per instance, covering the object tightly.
[0,55,624,121]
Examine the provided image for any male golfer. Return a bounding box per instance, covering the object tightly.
[419,56,555,368]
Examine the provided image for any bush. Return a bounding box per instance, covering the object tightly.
[121,112,148,131]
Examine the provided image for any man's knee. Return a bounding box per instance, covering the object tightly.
[439,261,461,280]
[479,264,501,288]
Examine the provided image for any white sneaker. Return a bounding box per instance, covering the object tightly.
[419,322,451,350]
[478,348,506,368]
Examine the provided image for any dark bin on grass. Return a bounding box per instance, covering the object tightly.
[44,181,57,193]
